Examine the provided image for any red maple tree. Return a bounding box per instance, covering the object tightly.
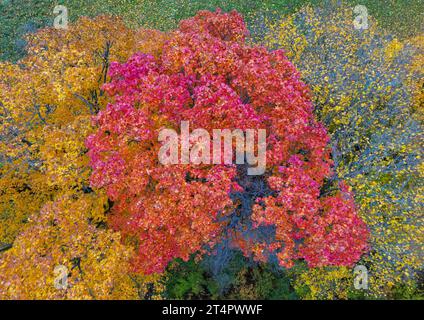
[87,10,369,274]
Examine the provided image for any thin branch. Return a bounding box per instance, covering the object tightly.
[34,105,47,124]
[73,93,96,114]
[99,40,112,97]
[0,243,12,253]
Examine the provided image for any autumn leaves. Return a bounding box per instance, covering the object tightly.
[0,5,421,299]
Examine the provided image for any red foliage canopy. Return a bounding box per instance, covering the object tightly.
[87,10,368,274]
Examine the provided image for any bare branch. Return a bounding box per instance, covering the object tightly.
[73,93,96,114]
[0,243,12,253]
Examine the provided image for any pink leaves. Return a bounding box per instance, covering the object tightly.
[300,192,369,267]
[178,9,249,43]
[86,9,369,274]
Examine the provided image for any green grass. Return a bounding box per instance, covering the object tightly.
[0,0,423,62]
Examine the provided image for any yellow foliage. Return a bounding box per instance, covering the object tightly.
[293,267,353,300]
[0,16,168,299]
[254,5,423,298]
[0,194,139,299]
[0,15,167,244]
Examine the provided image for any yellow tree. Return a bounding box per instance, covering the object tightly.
[252,5,423,298]
[0,15,167,299]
